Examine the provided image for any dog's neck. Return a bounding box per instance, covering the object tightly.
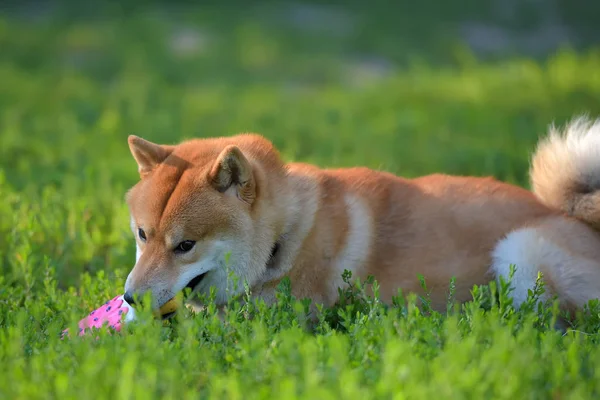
[259,169,318,280]
[269,241,280,260]
[266,236,283,268]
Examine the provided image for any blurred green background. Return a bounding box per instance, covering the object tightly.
[0,0,599,290]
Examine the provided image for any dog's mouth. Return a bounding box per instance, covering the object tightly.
[185,271,208,292]
[158,272,208,320]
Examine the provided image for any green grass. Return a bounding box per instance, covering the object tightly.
[2,2,600,398]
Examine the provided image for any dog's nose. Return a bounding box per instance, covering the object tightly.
[123,291,136,306]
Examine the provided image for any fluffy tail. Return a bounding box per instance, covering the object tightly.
[530,116,600,229]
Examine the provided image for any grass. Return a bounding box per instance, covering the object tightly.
[2,2,600,398]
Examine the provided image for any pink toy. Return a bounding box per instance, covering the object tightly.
[61,294,136,339]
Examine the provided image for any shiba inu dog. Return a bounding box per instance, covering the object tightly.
[123,116,600,323]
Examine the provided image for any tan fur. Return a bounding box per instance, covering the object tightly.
[123,116,600,322]
[530,116,600,230]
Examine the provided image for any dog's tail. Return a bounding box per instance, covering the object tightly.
[530,116,600,229]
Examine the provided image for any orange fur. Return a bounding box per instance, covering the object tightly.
[123,116,600,322]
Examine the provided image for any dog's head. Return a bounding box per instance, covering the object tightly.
[123,134,286,315]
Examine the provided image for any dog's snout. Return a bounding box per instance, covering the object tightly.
[123,291,136,306]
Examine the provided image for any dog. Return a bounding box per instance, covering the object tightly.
[123,116,600,323]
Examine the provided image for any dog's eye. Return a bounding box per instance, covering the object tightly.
[138,228,147,241]
[175,240,196,253]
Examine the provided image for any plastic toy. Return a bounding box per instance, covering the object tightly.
[61,294,180,338]
[61,295,135,338]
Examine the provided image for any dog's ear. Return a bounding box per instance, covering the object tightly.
[208,145,256,204]
[128,135,173,178]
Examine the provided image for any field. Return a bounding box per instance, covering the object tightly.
[2,1,600,398]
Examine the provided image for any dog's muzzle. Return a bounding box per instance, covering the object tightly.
[124,272,208,320]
